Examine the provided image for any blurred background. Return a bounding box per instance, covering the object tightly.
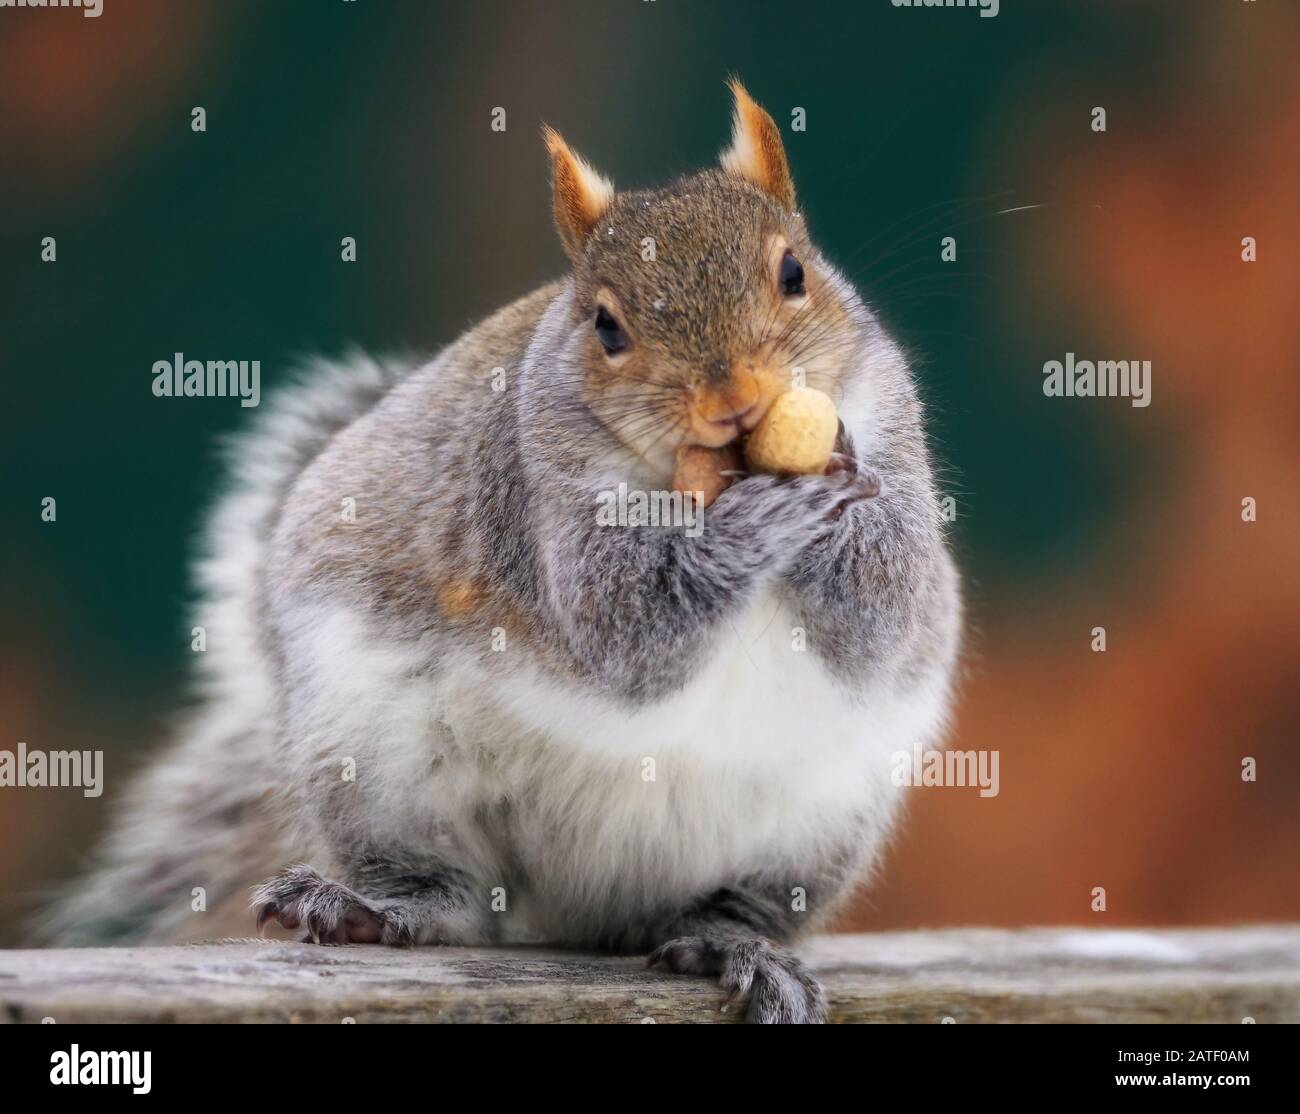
[1,0,1296,945]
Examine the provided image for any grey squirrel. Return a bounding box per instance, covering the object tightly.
[40,81,962,1024]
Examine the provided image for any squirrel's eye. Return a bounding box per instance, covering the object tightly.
[594,305,629,355]
[779,250,806,298]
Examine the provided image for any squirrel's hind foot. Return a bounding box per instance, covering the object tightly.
[648,935,828,1024]
[252,865,390,945]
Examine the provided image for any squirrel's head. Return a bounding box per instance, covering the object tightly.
[544,80,870,471]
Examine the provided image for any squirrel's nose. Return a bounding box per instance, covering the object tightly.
[688,367,776,447]
[694,374,761,426]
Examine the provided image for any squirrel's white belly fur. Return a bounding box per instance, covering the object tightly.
[299,584,942,944]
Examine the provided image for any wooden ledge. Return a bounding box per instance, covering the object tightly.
[2,926,1297,1023]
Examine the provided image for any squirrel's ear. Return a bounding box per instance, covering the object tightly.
[719,79,795,210]
[543,125,615,264]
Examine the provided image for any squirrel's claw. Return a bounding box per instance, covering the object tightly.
[250,864,383,944]
[254,903,277,933]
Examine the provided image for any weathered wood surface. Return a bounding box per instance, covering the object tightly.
[2,926,1297,1023]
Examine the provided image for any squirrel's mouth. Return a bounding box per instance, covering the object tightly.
[688,397,771,448]
[691,416,753,449]
[708,402,758,428]
[683,361,788,447]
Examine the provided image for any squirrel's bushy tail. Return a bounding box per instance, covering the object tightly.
[35,353,413,945]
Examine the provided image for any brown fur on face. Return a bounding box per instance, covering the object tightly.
[544,83,859,478]
[570,170,854,470]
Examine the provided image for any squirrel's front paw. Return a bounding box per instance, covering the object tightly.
[822,454,881,517]
[252,865,387,945]
[715,470,878,545]
[648,935,828,1024]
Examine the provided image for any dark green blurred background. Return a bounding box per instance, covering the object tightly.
[3,1,1297,941]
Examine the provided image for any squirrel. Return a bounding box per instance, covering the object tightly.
[38,81,962,1024]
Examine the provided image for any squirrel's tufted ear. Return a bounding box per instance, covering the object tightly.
[719,79,795,211]
[543,125,615,264]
